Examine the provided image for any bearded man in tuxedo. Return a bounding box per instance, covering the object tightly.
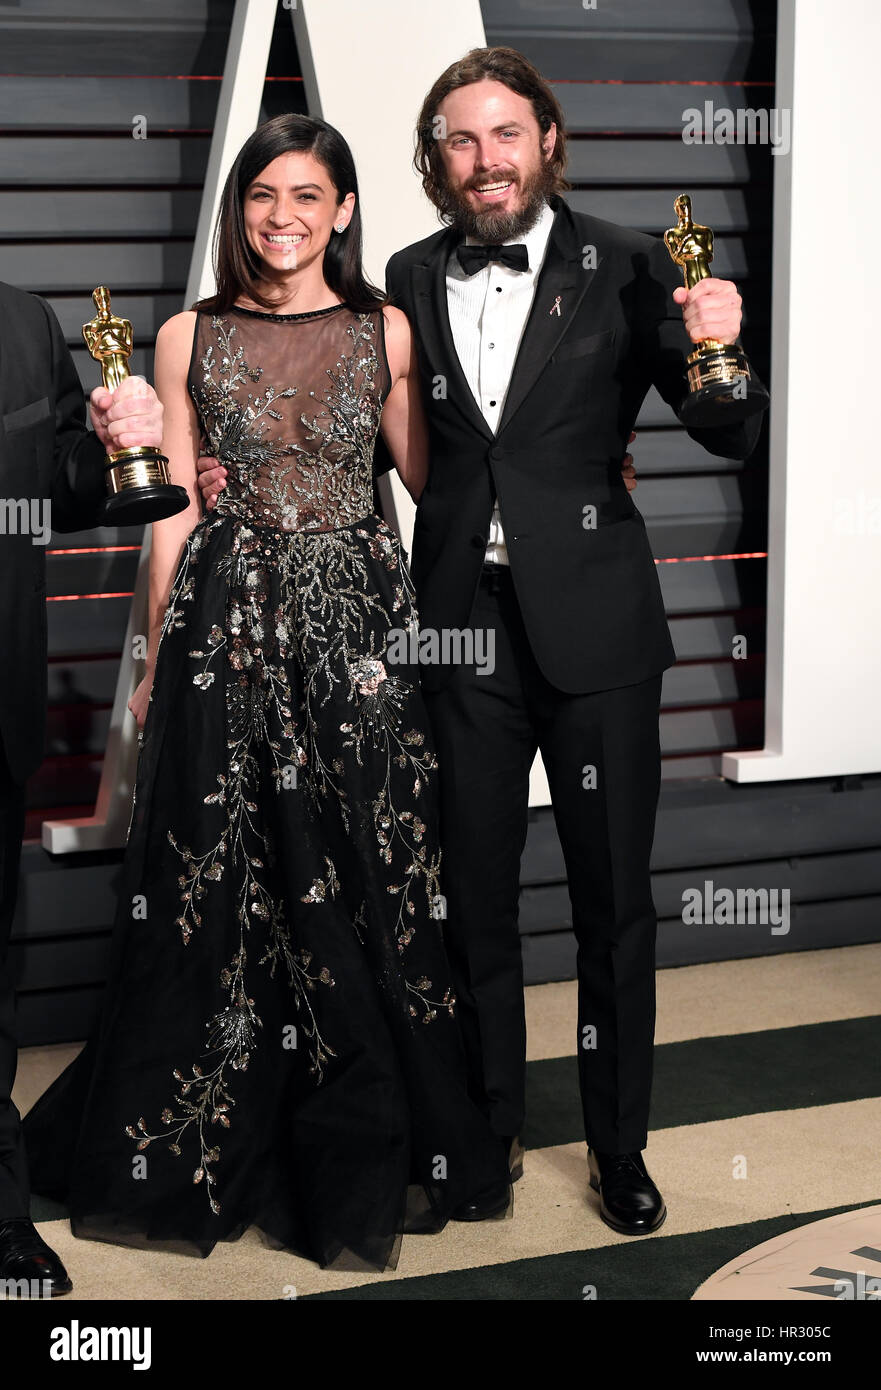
[198,46,766,1235]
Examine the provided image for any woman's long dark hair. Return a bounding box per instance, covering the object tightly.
[194,114,385,314]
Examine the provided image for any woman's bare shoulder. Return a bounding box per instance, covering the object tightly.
[154,310,198,373]
[381,304,415,383]
[381,304,412,338]
[156,309,198,346]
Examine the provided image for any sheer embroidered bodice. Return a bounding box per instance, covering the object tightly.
[190,303,387,533]
[22,302,511,1272]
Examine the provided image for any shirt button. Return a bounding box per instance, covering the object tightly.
[496,287,502,293]
[488,343,495,349]
[489,400,497,406]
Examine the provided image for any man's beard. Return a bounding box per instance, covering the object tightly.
[439,158,555,241]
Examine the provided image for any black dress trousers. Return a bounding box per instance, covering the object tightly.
[0,734,28,1218]
[423,565,663,1154]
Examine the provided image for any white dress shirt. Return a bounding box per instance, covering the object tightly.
[446,200,556,565]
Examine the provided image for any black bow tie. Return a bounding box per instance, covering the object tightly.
[457,243,529,276]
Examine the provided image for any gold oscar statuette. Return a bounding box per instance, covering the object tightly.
[82,286,189,524]
[663,194,768,427]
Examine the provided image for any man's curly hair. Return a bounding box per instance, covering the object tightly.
[414,46,570,218]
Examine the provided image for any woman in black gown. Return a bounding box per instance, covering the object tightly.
[24,114,511,1272]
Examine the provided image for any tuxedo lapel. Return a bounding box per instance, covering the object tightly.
[496,199,606,437]
[410,238,494,443]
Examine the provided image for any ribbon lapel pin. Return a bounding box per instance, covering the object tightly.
[550,295,562,317]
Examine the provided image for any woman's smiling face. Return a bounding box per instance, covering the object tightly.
[242,150,353,276]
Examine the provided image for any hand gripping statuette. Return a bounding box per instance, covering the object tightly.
[82,286,189,524]
[663,194,768,427]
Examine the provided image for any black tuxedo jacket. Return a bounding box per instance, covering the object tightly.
[0,282,107,785]
[381,195,766,694]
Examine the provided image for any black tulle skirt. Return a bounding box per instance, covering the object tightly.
[23,509,511,1270]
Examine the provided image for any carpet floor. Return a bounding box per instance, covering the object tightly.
[13,942,881,1300]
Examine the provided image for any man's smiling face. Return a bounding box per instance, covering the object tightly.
[435,79,557,240]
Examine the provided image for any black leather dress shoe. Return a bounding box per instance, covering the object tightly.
[0,1219,73,1296]
[587,1149,666,1236]
[451,1133,522,1220]
[451,1179,511,1222]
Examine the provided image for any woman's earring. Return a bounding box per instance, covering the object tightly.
[335,223,345,233]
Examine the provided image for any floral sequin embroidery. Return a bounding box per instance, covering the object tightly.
[126,309,450,1214]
